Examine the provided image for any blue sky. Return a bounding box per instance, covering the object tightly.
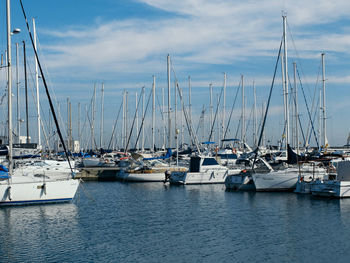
[1,0,350,148]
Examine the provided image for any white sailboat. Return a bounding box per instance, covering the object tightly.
[0,0,79,206]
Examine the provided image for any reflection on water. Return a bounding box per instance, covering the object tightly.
[0,203,78,262]
[1,181,350,262]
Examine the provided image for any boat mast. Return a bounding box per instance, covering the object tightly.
[67,98,69,149]
[126,91,129,150]
[152,75,155,151]
[6,0,13,177]
[92,84,96,150]
[174,79,177,150]
[122,90,125,149]
[23,41,29,143]
[282,13,290,147]
[141,90,144,152]
[318,88,322,149]
[223,73,226,143]
[241,75,245,147]
[321,53,327,148]
[294,62,300,154]
[69,99,72,151]
[253,81,257,148]
[16,43,20,143]
[209,83,213,140]
[78,102,80,146]
[135,92,139,150]
[33,18,41,148]
[100,83,104,149]
[162,86,165,150]
[188,76,192,136]
[167,54,171,152]
[217,94,220,144]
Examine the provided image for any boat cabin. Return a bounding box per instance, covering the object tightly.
[189,156,220,172]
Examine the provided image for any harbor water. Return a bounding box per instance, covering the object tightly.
[1,182,350,262]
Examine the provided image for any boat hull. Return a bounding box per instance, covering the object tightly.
[252,171,298,192]
[170,169,231,185]
[311,181,350,198]
[116,170,166,182]
[0,179,80,206]
[225,173,255,191]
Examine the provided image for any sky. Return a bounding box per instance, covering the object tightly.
[1,0,350,149]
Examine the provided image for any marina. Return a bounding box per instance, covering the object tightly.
[1,0,350,262]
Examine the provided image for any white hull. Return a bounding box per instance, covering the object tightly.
[170,169,231,185]
[116,166,187,182]
[0,178,80,206]
[116,170,166,182]
[311,180,350,198]
[252,170,298,191]
[253,166,327,192]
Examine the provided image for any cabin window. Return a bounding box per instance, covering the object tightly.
[202,158,219,166]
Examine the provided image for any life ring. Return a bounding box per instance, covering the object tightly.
[232,148,237,154]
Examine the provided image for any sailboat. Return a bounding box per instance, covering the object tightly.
[0,0,79,205]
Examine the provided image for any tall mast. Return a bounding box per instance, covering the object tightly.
[188,76,192,130]
[162,86,165,149]
[67,97,72,151]
[126,91,129,150]
[67,97,69,149]
[57,102,60,150]
[69,99,72,151]
[152,75,155,151]
[78,102,81,145]
[282,14,289,147]
[262,102,266,147]
[141,90,144,152]
[167,54,171,150]
[122,90,126,149]
[135,92,139,150]
[318,89,322,149]
[91,84,96,150]
[321,53,327,148]
[33,18,41,148]
[209,83,213,139]
[253,81,257,147]
[16,43,20,143]
[23,41,29,143]
[6,0,13,176]
[217,94,220,144]
[241,75,245,146]
[174,79,177,150]
[294,62,299,154]
[223,73,226,142]
[100,83,104,149]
